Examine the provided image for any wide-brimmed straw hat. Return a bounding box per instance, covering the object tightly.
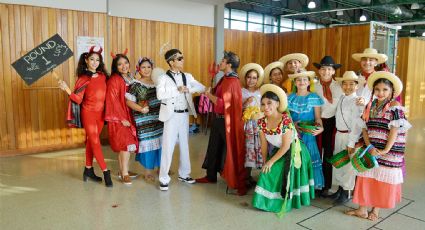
[260,84,288,113]
[288,70,316,80]
[239,63,264,87]
[367,71,403,97]
[335,71,364,85]
[352,48,388,64]
[263,61,284,84]
[279,53,309,68]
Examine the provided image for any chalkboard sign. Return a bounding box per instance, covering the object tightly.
[11,34,73,86]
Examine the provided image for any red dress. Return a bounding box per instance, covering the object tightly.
[105,74,138,152]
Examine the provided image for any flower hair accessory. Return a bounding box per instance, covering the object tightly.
[136,57,154,71]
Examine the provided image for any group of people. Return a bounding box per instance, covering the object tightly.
[58,46,411,221]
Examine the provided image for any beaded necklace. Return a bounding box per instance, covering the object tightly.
[259,113,292,135]
[370,98,390,118]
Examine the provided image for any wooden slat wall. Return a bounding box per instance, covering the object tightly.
[0,3,374,155]
[108,16,215,88]
[224,29,272,70]
[396,38,425,119]
[270,24,371,77]
[0,3,216,155]
[0,4,108,155]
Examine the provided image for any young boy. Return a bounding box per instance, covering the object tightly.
[313,56,343,197]
[331,71,364,204]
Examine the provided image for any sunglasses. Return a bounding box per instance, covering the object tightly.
[175,56,184,61]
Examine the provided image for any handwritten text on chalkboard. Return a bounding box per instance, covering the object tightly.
[12,34,73,86]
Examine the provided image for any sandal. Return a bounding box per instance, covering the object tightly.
[144,174,155,183]
[367,212,379,221]
[345,209,368,219]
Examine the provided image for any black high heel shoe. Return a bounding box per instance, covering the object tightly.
[83,167,102,182]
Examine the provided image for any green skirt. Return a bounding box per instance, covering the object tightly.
[252,141,315,213]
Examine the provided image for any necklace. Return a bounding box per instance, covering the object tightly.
[370,98,389,118]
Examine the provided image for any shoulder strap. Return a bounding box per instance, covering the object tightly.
[166,70,176,85]
[166,70,187,86]
[181,72,187,86]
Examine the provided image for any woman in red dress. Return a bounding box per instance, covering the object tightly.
[105,52,138,185]
[58,46,113,187]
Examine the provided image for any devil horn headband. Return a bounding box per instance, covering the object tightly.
[110,48,129,59]
[89,45,103,54]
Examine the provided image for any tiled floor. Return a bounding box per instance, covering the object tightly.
[1,119,425,230]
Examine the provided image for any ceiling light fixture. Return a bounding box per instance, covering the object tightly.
[359,10,367,22]
[422,32,425,37]
[411,3,420,10]
[336,10,343,16]
[308,1,316,9]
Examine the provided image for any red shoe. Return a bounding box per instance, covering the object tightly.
[195,176,217,183]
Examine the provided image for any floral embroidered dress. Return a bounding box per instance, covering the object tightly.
[252,112,315,214]
[353,100,411,209]
[287,92,325,189]
[126,80,163,170]
[242,88,263,168]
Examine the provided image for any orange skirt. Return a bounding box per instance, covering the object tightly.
[353,176,402,209]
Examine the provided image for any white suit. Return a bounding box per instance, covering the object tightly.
[156,70,205,184]
[333,93,363,190]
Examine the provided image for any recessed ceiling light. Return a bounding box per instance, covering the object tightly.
[360,15,367,21]
[308,1,316,9]
[336,10,343,16]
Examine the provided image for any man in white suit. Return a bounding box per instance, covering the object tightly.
[156,48,205,191]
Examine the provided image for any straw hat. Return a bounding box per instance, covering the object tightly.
[367,71,403,97]
[279,53,309,68]
[352,48,388,64]
[239,63,264,87]
[288,70,316,80]
[263,61,284,84]
[151,67,165,85]
[260,84,288,113]
[335,71,364,85]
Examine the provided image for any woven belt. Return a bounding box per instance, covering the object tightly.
[337,130,350,133]
[216,114,225,119]
[174,109,188,113]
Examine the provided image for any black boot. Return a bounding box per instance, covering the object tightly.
[83,167,102,182]
[334,189,350,205]
[326,186,342,200]
[103,170,113,187]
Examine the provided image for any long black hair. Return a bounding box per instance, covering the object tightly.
[76,52,108,77]
[111,54,130,76]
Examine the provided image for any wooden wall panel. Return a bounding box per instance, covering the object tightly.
[270,24,370,77]
[0,3,215,155]
[0,3,374,155]
[108,17,215,88]
[0,4,106,155]
[396,38,425,119]
[224,29,271,72]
